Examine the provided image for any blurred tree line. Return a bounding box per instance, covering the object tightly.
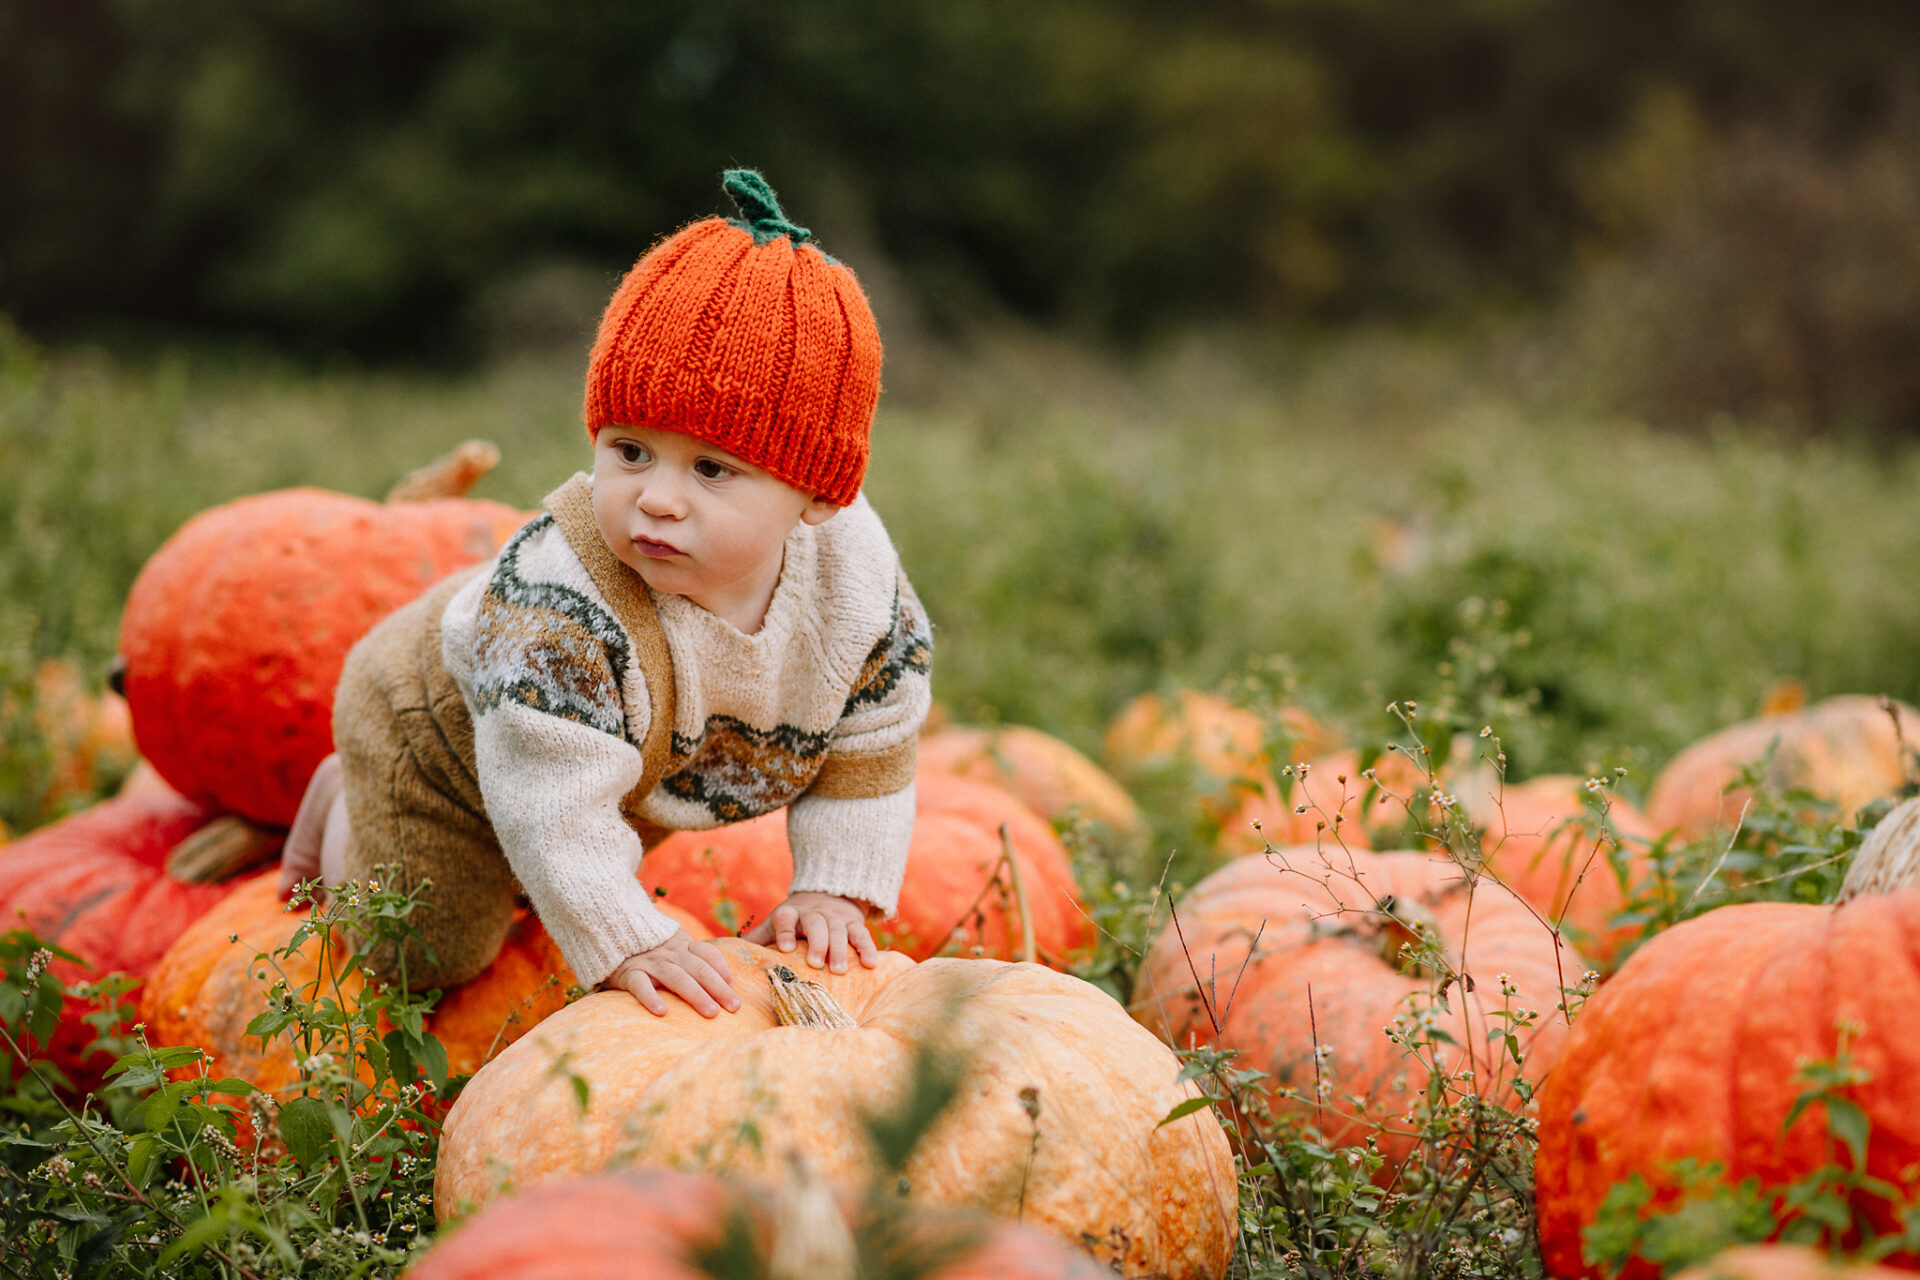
[4,0,1918,397]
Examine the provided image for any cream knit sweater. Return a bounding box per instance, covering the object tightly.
[436,477,932,987]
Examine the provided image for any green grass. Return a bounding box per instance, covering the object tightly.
[4,316,1920,832]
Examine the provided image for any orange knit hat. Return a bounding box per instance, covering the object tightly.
[583,170,882,508]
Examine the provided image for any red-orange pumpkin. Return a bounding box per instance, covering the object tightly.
[643,773,1094,965]
[917,722,1145,849]
[118,486,528,826]
[1130,845,1584,1167]
[1534,891,1920,1280]
[0,788,259,1092]
[406,1166,1114,1280]
[1647,696,1920,840]
[1466,774,1659,969]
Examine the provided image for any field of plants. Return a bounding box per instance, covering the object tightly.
[4,319,1920,1280]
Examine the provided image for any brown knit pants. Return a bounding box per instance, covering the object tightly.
[333,569,520,991]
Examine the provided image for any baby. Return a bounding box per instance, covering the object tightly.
[278,170,932,1018]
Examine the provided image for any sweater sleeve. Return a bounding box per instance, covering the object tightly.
[460,522,685,988]
[786,572,934,914]
[471,703,683,987]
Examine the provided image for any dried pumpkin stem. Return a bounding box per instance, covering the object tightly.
[1837,795,1920,901]
[767,1149,857,1280]
[768,965,857,1028]
[165,815,283,883]
[1000,823,1037,964]
[384,440,502,503]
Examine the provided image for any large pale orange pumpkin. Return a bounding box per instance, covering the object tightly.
[1129,845,1584,1167]
[435,938,1238,1280]
[0,786,259,1093]
[406,1165,1113,1280]
[644,773,1094,965]
[917,722,1145,850]
[1534,890,1920,1280]
[118,469,528,827]
[139,875,709,1130]
[1465,774,1659,969]
[1647,696,1920,840]
[1669,1245,1912,1280]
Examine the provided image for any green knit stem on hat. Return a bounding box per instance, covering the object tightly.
[722,169,813,246]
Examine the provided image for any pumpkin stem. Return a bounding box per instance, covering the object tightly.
[384,440,502,503]
[767,1150,857,1280]
[166,815,283,883]
[768,966,858,1029]
[1000,823,1038,964]
[1837,795,1920,901]
[722,169,813,247]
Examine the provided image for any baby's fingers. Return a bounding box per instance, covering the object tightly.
[847,919,880,969]
[612,970,671,1018]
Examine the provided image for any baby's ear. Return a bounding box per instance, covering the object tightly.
[800,496,842,526]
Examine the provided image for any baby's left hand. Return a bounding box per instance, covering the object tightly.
[743,892,880,974]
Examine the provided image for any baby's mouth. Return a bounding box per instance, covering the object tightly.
[634,535,683,558]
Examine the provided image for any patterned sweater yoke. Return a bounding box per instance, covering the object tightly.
[424,472,933,988]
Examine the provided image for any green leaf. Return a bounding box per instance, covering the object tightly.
[160,1205,235,1266]
[409,1030,449,1092]
[278,1096,334,1167]
[384,1027,415,1086]
[1157,1095,1217,1128]
[1826,1097,1870,1167]
[126,1134,159,1187]
[134,1088,183,1134]
[204,1077,258,1096]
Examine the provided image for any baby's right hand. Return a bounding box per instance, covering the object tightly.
[601,931,742,1018]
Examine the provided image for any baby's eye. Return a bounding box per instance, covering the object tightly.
[617,442,649,465]
[693,458,733,480]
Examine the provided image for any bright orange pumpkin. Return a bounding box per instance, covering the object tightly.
[917,721,1145,850]
[1129,845,1584,1167]
[1104,690,1333,820]
[406,1165,1115,1280]
[1647,696,1920,840]
[1465,774,1659,968]
[644,772,1094,965]
[434,938,1237,1280]
[0,786,257,1093]
[1534,890,1920,1280]
[138,875,710,1133]
[118,480,528,826]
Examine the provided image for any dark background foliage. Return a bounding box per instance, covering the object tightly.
[6,0,1919,388]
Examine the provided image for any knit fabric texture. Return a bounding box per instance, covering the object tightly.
[582,171,882,508]
[332,473,930,990]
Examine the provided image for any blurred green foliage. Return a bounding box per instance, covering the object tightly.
[4,317,1918,824]
[4,0,1917,358]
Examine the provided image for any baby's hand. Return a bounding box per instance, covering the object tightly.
[602,930,742,1018]
[743,892,880,974]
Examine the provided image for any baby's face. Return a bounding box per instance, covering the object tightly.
[592,424,839,632]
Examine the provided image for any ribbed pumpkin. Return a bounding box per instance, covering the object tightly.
[406,1165,1114,1280]
[1647,696,1920,840]
[917,722,1145,850]
[1534,890,1920,1280]
[0,788,259,1092]
[139,875,710,1131]
[1669,1245,1912,1280]
[118,453,528,827]
[435,938,1237,1280]
[1105,690,1333,820]
[643,773,1094,965]
[1129,845,1583,1166]
[1466,774,1659,969]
